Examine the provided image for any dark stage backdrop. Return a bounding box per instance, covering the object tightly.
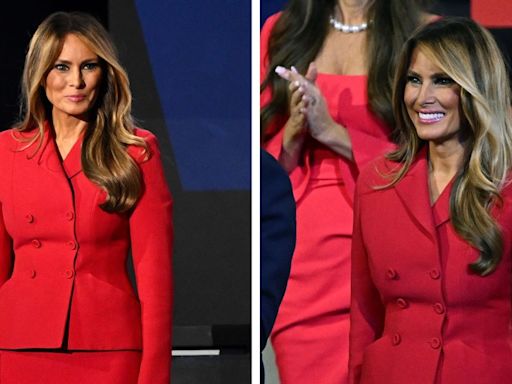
[1,0,251,351]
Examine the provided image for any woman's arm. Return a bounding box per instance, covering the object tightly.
[261,14,308,172]
[129,132,173,384]
[349,180,385,383]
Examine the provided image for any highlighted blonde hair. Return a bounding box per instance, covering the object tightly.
[17,11,147,212]
[388,17,512,275]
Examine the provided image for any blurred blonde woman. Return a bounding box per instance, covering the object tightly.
[350,16,512,384]
[0,11,172,384]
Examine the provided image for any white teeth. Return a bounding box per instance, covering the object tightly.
[419,112,444,121]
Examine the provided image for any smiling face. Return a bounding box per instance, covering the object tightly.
[44,33,103,122]
[404,48,464,146]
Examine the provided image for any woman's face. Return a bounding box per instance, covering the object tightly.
[44,33,103,121]
[404,47,464,146]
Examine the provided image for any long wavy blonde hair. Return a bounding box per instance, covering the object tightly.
[17,11,147,213]
[387,17,512,276]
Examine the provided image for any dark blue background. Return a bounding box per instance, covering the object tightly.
[135,0,250,191]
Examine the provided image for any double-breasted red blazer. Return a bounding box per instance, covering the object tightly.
[349,147,512,384]
[0,124,173,384]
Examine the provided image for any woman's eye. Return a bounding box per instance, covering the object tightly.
[434,76,455,85]
[82,62,99,70]
[54,63,68,71]
[406,75,421,85]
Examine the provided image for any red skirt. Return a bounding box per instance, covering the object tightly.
[0,350,141,384]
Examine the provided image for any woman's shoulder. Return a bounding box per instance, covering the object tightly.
[133,127,157,142]
[356,154,401,196]
[261,12,282,34]
[261,11,283,48]
[0,128,21,152]
[128,127,161,163]
[501,173,512,197]
[0,128,16,141]
[0,129,11,139]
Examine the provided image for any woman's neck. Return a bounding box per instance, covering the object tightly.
[428,141,466,179]
[337,0,368,24]
[51,112,88,142]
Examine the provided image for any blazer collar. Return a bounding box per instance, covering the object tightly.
[32,121,83,179]
[393,146,437,241]
[61,130,84,179]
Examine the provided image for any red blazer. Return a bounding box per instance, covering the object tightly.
[0,125,173,384]
[349,147,512,384]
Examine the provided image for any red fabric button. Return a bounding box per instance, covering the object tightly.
[433,303,445,314]
[396,298,408,309]
[429,269,441,280]
[25,214,34,223]
[430,337,442,349]
[31,239,41,248]
[66,241,77,250]
[386,268,398,280]
[65,211,75,221]
[64,270,75,279]
[391,333,401,346]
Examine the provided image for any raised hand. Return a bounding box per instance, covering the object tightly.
[275,62,353,160]
[273,66,309,171]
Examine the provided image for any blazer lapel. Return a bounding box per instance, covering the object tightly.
[393,147,437,242]
[432,178,453,227]
[35,123,63,174]
[62,132,83,179]
[31,122,83,179]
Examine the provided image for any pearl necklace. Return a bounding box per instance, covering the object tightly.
[329,15,369,33]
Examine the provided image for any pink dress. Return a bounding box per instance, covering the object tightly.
[261,13,393,384]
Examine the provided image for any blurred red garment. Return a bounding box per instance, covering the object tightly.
[471,0,512,27]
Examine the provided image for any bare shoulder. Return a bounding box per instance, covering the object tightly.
[421,12,442,25]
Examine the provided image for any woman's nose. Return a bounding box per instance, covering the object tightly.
[69,67,85,88]
[417,83,435,106]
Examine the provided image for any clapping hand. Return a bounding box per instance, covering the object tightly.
[275,63,337,145]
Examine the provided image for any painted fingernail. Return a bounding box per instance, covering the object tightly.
[291,66,298,73]
[275,66,286,75]
[294,81,300,87]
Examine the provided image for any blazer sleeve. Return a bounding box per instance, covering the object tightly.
[0,202,13,287]
[129,133,173,384]
[349,176,385,383]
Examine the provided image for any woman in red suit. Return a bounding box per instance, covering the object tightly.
[350,16,512,383]
[260,1,435,382]
[0,12,172,384]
